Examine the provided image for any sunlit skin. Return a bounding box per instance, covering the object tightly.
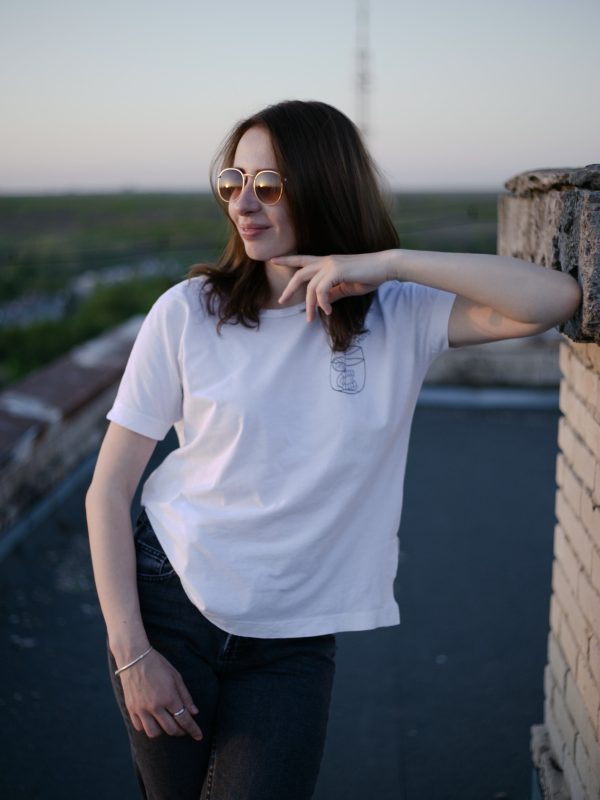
[228,126,304,308]
[274,249,582,348]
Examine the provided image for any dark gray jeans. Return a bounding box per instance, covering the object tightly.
[107,508,337,800]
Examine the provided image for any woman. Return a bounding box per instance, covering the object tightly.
[86,100,581,800]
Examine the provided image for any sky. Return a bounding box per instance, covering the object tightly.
[1,0,598,193]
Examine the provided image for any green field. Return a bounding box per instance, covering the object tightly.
[0,191,500,385]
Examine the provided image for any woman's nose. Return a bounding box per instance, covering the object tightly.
[233,176,261,213]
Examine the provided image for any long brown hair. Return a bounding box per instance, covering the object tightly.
[187,100,400,351]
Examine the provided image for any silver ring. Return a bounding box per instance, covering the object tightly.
[173,707,186,718]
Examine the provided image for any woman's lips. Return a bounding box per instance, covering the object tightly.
[239,225,270,240]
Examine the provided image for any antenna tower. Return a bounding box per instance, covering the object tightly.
[356,0,371,139]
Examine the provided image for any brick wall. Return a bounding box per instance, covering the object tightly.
[499,165,600,800]
[546,339,600,800]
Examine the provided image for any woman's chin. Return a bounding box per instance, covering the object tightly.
[243,243,272,262]
[244,244,293,263]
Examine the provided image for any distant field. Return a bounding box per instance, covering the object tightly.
[0,192,499,301]
[0,193,227,300]
[392,192,498,254]
[0,191,499,385]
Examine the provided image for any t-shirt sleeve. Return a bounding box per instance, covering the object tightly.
[380,280,457,367]
[410,282,457,363]
[106,286,186,440]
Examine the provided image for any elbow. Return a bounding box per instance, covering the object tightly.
[560,275,582,322]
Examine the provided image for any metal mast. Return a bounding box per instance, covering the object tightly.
[355,0,371,140]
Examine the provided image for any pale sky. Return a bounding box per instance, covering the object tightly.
[1,0,598,192]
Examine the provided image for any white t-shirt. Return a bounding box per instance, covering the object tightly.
[107,276,456,638]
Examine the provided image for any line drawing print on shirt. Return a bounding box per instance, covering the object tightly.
[330,343,366,394]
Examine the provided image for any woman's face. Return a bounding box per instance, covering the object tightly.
[227,126,296,262]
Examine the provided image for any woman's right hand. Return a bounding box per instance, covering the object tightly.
[118,648,204,741]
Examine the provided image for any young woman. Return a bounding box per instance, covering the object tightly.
[85,100,581,800]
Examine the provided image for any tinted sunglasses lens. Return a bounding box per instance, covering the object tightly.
[255,171,282,204]
[218,169,243,202]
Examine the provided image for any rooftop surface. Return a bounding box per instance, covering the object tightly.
[0,399,559,799]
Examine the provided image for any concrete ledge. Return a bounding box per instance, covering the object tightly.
[505,166,600,196]
[426,328,561,386]
[499,164,600,344]
[0,317,143,534]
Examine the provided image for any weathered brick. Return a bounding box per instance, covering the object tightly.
[564,382,588,439]
[559,396,599,472]
[577,657,600,741]
[578,570,600,642]
[574,732,600,799]
[558,411,578,467]
[592,546,600,597]
[554,520,591,596]
[590,634,600,691]
[551,566,580,676]
[566,669,600,770]
[556,451,565,488]
[550,591,562,638]
[544,664,556,708]
[555,482,595,581]
[559,381,568,416]
[563,748,588,800]
[581,488,600,552]
[558,461,583,521]
[544,700,566,768]
[584,343,600,374]
[594,460,600,507]
[552,546,580,612]
[581,370,600,417]
[570,341,593,370]
[580,390,600,458]
[573,430,598,493]
[549,629,569,694]
[570,355,590,398]
[570,355,600,418]
[544,691,575,768]
[554,671,578,761]
[560,342,573,382]
[554,556,591,659]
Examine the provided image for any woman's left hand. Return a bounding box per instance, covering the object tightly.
[272,251,395,322]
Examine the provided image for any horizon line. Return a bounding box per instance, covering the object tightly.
[0,184,506,197]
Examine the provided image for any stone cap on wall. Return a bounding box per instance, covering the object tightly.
[498,164,600,344]
[504,164,600,196]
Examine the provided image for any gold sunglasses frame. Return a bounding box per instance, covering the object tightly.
[217,168,286,206]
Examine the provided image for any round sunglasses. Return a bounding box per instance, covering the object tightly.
[217,168,286,206]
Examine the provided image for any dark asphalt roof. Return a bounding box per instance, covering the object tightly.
[0,403,558,800]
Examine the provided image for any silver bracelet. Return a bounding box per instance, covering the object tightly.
[114,645,154,677]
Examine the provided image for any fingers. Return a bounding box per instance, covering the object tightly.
[137,709,169,738]
[122,662,203,741]
[305,273,337,321]
[173,674,203,740]
[277,257,335,315]
[270,255,310,269]
[154,708,186,737]
[175,674,199,717]
[171,705,204,740]
[276,258,317,306]
[131,703,203,741]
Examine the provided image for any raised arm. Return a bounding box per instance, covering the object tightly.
[85,422,203,741]
[273,249,582,347]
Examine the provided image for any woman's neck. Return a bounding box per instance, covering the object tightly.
[263,259,306,309]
